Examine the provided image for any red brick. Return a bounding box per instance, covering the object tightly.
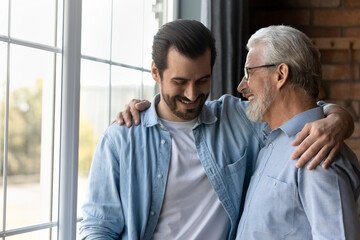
[322,65,357,80]
[314,10,360,26]
[251,0,340,8]
[321,50,360,64]
[328,83,360,100]
[352,121,360,138]
[283,0,340,7]
[345,28,360,37]
[344,0,360,7]
[344,138,360,161]
[254,10,310,26]
[303,27,342,38]
[351,50,360,63]
[321,50,350,63]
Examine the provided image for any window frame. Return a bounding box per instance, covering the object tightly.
[0,0,177,238]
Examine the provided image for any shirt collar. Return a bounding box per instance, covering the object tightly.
[279,106,324,137]
[142,94,217,128]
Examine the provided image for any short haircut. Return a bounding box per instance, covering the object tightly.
[247,25,321,99]
[152,19,217,78]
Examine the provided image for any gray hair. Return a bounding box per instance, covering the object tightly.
[247,25,321,99]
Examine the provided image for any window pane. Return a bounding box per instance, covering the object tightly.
[11,0,56,46]
[81,0,112,59]
[112,0,145,67]
[7,45,54,229]
[78,59,110,216]
[56,0,64,48]
[0,0,8,36]
[7,228,54,240]
[142,0,161,68]
[110,66,142,119]
[142,71,158,101]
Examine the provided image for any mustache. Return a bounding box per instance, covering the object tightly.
[240,88,253,98]
[176,94,206,103]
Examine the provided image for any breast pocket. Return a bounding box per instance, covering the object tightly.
[253,175,296,237]
[223,149,247,201]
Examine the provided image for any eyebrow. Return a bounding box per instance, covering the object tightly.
[172,74,211,82]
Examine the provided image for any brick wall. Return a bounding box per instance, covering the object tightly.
[250,0,360,161]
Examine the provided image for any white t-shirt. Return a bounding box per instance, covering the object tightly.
[152,118,230,240]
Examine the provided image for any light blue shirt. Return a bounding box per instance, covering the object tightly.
[79,94,266,240]
[236,107,360,240]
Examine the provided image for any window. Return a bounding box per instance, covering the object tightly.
[0,0,173,239]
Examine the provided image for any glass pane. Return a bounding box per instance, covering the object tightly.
[7,228,54,240]
[142,0,161,68]
[110,66,142,119]
[0,0,8,36]
[78,59,110,216]
[0,42,7,231]
[7,45,54,229]
[112,0,144,67]
[11,0,56,46]
[56,0,64,48]
[142,71,158,101]
[81,0,112,59]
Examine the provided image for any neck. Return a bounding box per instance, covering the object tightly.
[264,88,317,129]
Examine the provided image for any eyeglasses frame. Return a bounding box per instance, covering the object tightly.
[244,64,277,80]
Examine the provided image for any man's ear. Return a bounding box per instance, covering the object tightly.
[151,61,161,83]
[276,63,290,89]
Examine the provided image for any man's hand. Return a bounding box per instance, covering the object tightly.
[112,99,150,127]
[291,105,354,170]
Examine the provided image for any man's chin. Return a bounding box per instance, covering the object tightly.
[174,109,200,121]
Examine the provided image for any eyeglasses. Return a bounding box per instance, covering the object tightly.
[244,64,276,80]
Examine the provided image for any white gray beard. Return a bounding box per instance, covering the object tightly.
[246,82,273,122]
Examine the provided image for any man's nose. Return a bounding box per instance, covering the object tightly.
[237,76,248,93]
[184,84,198,102]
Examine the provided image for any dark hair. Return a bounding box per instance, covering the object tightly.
[152,19,217,78]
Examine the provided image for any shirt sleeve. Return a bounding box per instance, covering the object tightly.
[79,131,124,240]
[298,152,360,240]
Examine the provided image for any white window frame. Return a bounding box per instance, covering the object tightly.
[0,0,177,238]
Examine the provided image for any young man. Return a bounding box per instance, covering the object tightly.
[80,20,354,239]
[236,25,360,239]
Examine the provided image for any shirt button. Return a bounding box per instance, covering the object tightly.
[161,140,165,144]
[150,211,155,216]
[257,172,261,176]
[269,143,273,148]
[157,173,163,179]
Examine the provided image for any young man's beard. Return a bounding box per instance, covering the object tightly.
[162,92,208,121]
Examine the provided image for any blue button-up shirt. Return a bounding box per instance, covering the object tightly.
[236,107,360,240]
[79,94,266,240]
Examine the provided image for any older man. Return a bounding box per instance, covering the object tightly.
[236,25,360,239]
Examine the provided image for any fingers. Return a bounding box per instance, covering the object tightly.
[291,125,310,147]
[122,104,134,127]
[301,143,331,170]
[135,100,151,111]
[111,99,151,127]
[111,111,125,126]
[321,144,341,169]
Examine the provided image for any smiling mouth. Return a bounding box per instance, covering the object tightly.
[177,97,201,109]
[179,99,194,104]
[247,95,255,101]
